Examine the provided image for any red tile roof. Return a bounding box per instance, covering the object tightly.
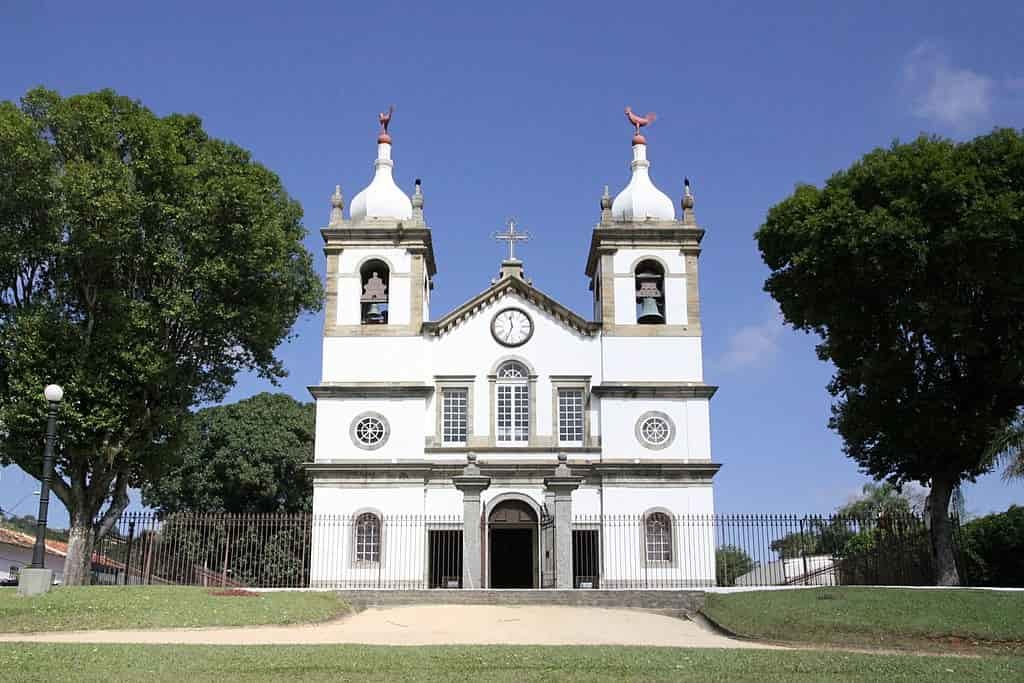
[0,526,68,557]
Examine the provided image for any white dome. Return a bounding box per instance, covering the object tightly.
[611,143,675,221]
[349,143,413,222]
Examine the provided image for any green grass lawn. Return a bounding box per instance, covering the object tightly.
[703,587,1024,654]
[0,644,1020,682]
[0,586,349,632]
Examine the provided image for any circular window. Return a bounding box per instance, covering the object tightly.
[351,412,390,450]
[635,411,675,450]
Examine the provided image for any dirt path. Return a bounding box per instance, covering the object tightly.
[0,605,783,648]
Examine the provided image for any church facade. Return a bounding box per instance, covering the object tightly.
[308,111,720,589]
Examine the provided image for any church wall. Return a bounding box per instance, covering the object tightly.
[599,396,707,460]
[601,337,703,382]
[600,484,714,516]
[430,292,601,443]
[321,337,428,382]
[314,397,426,461]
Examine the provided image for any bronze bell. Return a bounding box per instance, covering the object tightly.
[364,302,386,324]
[635,269,664,324]
[637,297,664,324]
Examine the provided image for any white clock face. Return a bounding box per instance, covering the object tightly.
[491,308,533,347]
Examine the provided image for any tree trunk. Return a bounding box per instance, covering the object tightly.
[928,475,961,586]
[63,515,96,586]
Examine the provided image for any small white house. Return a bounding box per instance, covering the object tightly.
[734,554,838,587]
[0,526,68,584]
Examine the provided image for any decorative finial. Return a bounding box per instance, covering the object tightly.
[329,185,344,225]
[600,185,612,211]
[412,178,424,210]
[625,106,657,145]
[467,452,477,464]
[557,452,568,463]
[682,177,696,224]
[682,178,694,209]
[377,105,394,144]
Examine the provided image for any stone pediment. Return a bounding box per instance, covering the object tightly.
[423,275,599,339]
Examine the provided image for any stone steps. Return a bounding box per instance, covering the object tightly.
[336,589,706,616]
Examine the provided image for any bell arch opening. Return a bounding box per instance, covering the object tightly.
[360,259,389,324]
[634,259,666,325]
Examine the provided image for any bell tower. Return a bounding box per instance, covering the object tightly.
[322,109,436,337]
[585,108,705,381]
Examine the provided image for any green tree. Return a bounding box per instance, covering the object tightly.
[982,413,1024,481]
[835,482,913,519]
[756,129,1024,585]
[143,393,314,514]
[0,88,322,584]
[716,545,757,586]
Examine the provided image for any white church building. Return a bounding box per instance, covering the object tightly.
[308,110,719,589]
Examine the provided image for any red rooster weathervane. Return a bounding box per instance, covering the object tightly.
[625,106,657,144]
[378,105,394,143]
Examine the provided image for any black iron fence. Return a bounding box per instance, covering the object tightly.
[90,511,955,589]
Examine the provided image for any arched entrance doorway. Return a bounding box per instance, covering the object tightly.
[487,499,537,588]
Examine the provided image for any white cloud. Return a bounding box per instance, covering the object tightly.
[718,311,784,371]
[903,42,994,128]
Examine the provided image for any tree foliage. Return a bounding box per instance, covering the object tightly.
[770,483,914,559]
[0,88,322,583]
[756,129,1024,584]
[143,393,314,514]
[958,505,1024,587]
[716,544,757,586]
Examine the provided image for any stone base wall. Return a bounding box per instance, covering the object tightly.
[337,588,706,615]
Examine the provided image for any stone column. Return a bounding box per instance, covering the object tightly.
[452,454,490,589]
[544,454,582,589]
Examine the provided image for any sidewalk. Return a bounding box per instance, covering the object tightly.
[0,605,782,648]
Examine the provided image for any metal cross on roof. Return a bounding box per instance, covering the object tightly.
[492,218,530,262]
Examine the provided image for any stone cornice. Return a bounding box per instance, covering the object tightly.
[305,460,721,482]
[424,276,600,338]
[321,224,437,276]
[308,383,434,399]
[585,224,705,277]
[590,383,718,399]
[423,446,603,454]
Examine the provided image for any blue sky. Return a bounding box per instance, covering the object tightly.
[2,1,1023,524]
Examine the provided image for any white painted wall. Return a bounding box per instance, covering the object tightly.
[314,397,427,461]
[598,397,711,461]
[321,337,428,383]
[602,337,704,382]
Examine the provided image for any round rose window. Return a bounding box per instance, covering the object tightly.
[351,413,389,450]
[635,412,675,450]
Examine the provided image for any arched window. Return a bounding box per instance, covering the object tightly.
[360,259,389,325]
[645,512,672,563]
[354,513,381,563]
[634,259,665,325]
[496,361,529,444]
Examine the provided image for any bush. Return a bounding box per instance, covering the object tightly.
[959,506,1024,587]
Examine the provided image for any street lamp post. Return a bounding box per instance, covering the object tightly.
[30,384,63,569]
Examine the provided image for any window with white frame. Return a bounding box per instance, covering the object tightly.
[645,512,673,563]
[496,361,529,444]
[558,389,584,444]
[442,388,468,444]
[354,513,381,563]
